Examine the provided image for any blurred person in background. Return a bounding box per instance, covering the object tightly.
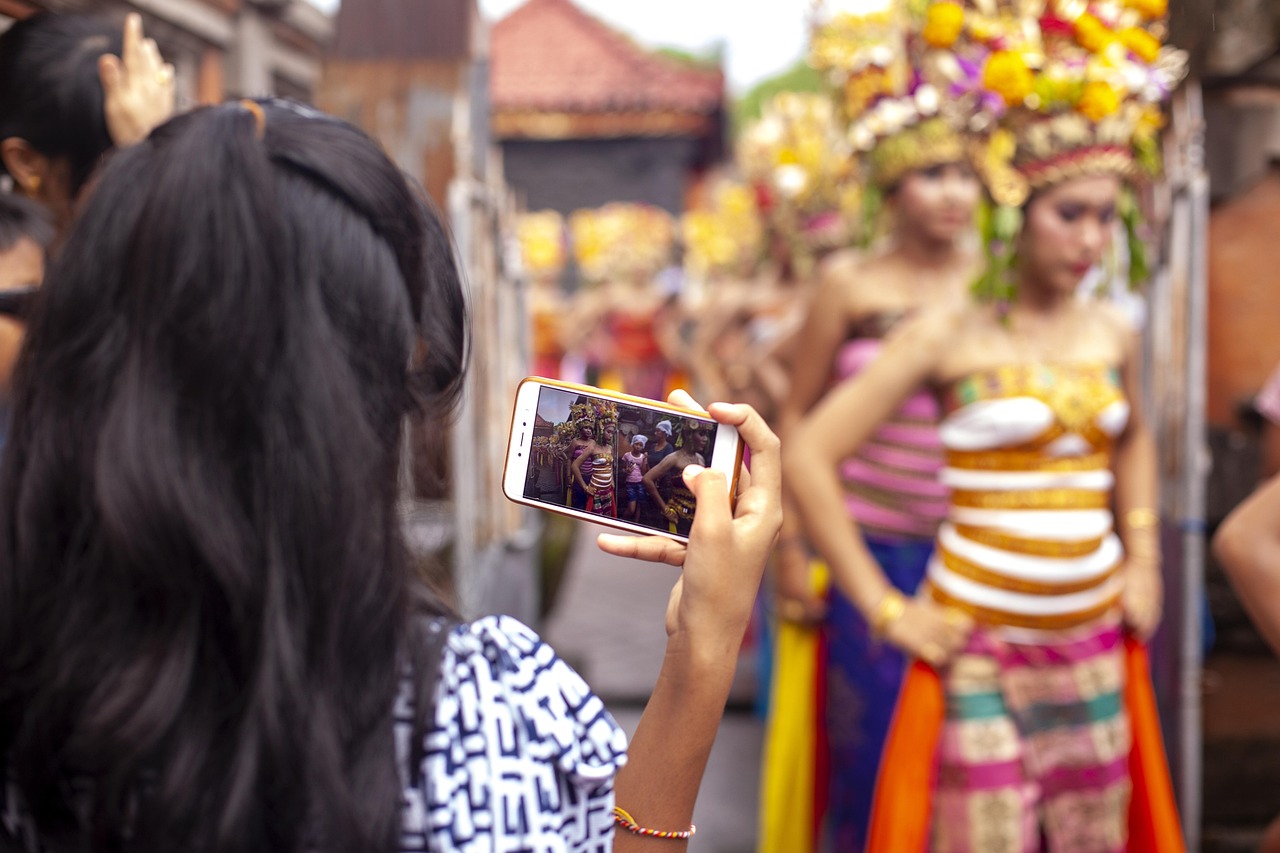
[0,98,782,853]
[0,193,51,411]
[0,11,174,239]
[758,9,980,850]
[1214,442,1280,853]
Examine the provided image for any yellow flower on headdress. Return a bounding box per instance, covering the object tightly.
[922,1,965,49]
[1074,14,1117,55]
[1077,81,1122,122]
[1124,0,1167,20]
[984,51,1035,107]
[1119,27,1160,63]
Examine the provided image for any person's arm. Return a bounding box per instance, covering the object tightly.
[643,454,676,515]
[772,255,862,619]
[783,309,971,664]
[600,395,782,851]
[571,443,593,493]
[1213,473,1280,656]
[1112,326,1163,640]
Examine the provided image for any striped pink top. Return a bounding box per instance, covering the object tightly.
[834,313,948,540]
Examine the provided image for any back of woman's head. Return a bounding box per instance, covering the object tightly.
[0,13,120,196]
[0,100,465,852]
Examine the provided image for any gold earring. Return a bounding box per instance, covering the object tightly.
[26,175,40,195]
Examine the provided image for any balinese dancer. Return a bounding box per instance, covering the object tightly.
[517,210,569,380]
[787,1,1187,850]
[763,4,983,850]
[568,204,677,400]
[566,402,596,510]
[693,94,860,425]
[642,418,710,538]
[573,400,618,518]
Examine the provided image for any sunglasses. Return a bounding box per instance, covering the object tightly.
[0,286,37,320]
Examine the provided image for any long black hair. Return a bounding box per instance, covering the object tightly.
[0,12,121,197]
[0,99,466,852]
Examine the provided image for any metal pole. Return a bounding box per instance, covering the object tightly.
[1176,79,1209,851]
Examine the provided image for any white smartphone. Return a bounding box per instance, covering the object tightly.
[503,377,744,542]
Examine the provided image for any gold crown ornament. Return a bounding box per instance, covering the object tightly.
[681,178,766,282]
[912,0,1187,208]
[809,0,992,194]
[516,210,567,281]
[570,203,676,285]
[909,0,1187,300]
[737,92,862,276]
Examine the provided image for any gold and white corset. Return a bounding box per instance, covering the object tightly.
[928,364,1129,636]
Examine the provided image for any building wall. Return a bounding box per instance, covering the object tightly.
[500,136,701,215]
[1207,167,1280,428]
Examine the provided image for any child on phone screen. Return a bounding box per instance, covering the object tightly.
[622,434,649,522]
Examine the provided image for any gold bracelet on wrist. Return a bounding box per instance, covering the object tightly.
[869,589,906,639]
[1123,508,1160,531]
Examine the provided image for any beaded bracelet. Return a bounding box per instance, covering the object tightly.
[612,807,696,841]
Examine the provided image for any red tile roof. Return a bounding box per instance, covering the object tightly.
[490,0,724,114]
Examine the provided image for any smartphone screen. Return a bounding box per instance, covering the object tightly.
[520,383,722,538]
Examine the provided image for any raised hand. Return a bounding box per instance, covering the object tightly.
[99,14,176,148]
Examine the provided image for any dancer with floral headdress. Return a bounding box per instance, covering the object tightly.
[572,399,619,518]
[761,4,985,849]
[787,1,1187,849]
[642,418,710,538]
[565,401,596,510]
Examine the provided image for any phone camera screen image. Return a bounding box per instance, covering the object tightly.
[523,386,719,537]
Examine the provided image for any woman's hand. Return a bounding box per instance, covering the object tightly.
[881,594,973,668]
[774,544,827,625]
[1121,560,1163,641]
[598,391,782,663]
[99,14,176,148]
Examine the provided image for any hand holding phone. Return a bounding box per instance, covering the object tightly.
[597,392,783,649]
[503,379,743,543]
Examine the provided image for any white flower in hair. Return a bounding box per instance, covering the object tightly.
[915,85,940,116]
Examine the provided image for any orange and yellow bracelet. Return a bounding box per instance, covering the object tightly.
[612,806,697,840]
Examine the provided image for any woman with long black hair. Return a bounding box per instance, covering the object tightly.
[0,99,781,852]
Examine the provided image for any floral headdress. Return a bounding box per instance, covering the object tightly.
[590,399,619,442]
[909,0,1186,298]
[674,417,710,449]
[570,203,676,285]
[516,210,567,281]
[810,0,988,196]
[681,178,766,282]
[570,401,596,431]
[737,92,862,276]
[914,0,1187,210]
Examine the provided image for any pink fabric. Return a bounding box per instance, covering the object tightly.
[834,335,946,539]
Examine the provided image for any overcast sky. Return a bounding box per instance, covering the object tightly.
[308,0,826,93]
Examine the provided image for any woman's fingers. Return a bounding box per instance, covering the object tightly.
[683,465,732,541]
[708,402,780,512]
[666,388,706,413]
[597,533,687,567]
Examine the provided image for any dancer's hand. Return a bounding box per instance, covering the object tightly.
[598,392,781,660]
[882,595,972,668]
[100,14,176,147]
[1121,560,1163,641]
[774,544,827,624]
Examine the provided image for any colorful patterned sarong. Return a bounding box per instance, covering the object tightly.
[867,633,1183,853]
[934,624,1130,853]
